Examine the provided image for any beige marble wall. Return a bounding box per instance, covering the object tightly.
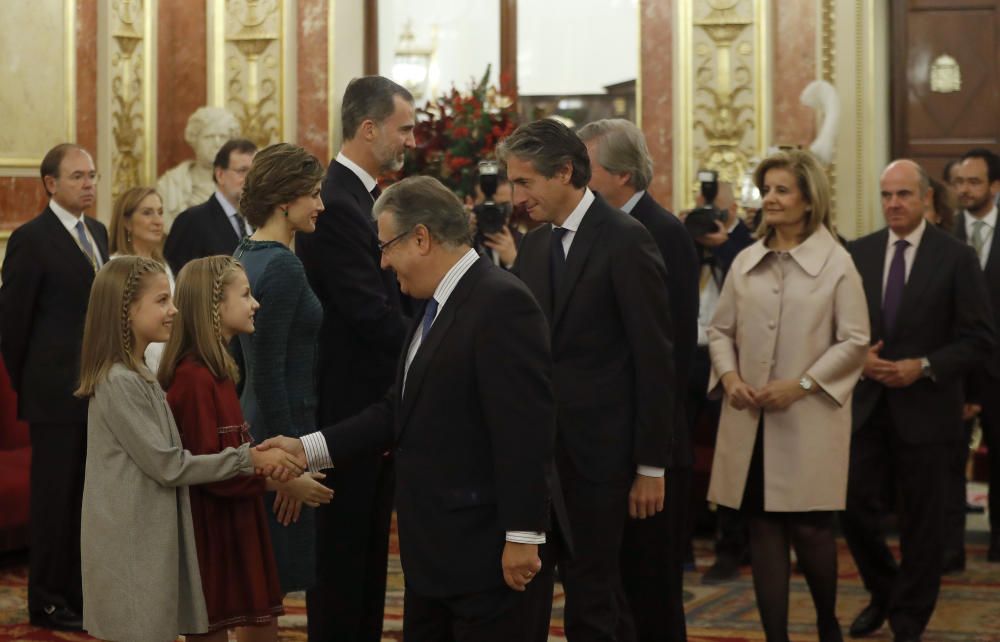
[772,0,818,148]
[157,0,207,175]
[640,0,674,209]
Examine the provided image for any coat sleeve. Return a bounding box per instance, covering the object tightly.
[475,283,555,532]
[320,390,396,465]
[707,262,740,399]
[610,223,676,470]
[251,252,307,438]
[0,228,42,391]
[169,372,266,498]
[804,262,870,406]
[927,244,996,382]
[99,371,252,487]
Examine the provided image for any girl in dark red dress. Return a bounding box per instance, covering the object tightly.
[159,256,333,642]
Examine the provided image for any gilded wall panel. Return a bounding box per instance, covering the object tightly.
[0,0,75,173]
[674,0,770,210]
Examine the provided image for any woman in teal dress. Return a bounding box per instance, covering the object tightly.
[234,143,326,592]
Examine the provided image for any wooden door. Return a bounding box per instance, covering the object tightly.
[891,0,1000,180]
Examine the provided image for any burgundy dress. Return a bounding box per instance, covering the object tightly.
[166,356,284,630]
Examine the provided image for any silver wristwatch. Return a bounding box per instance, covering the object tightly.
[799,376,814,392]
[920,357,934,379]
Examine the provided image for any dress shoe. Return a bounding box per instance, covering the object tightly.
[818,617,844,642]
[701,556,740,584]
[30,605,83,631]
[848,602,887,638]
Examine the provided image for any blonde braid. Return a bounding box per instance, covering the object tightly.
[120,261,141,356]
[211,258,229,345]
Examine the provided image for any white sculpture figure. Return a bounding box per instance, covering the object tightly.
[799,80,840,165]
[156,106,240,228]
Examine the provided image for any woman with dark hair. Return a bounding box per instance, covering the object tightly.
[234,143,327,594]
[708,149,870,642]
[925,176,957,231]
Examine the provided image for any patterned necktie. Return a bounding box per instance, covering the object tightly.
[882,239,909,334]
[421,298,439,342]
[234,214,249,239]
[971,219,986,259]
[75,220,97,270]
[550,227,569,295]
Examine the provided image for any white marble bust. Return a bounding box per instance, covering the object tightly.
[156,106,240,228]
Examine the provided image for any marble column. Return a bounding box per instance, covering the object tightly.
[640,0,675,209]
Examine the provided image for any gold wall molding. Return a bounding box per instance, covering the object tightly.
[209,0,297,148]
[98,0,156,214]
[0,0,76,175]
[674,0,770,210]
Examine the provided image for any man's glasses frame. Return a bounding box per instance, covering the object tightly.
[378,227,414,254]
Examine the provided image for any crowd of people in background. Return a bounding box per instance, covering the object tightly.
[1,73,999,642]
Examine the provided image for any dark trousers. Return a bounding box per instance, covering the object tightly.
[841,399,947,638]
[942,420,974,564]
[402,547,554,642]
[621,467,691,642]
[307,456,394,642]
[556,454,633,642]
[28,422,86,615]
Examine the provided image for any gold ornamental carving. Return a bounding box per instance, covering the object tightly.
[223,0,284,148]
[110,0,145,200]
[930,54,961,93]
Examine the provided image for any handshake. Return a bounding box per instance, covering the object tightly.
[249,435,334,525]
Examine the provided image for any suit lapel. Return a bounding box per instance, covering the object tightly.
[984,219,1000,273]
[84,215,110,263]
[398,259,488,430]
[207,195,240,244]
[40,208,98,282]
[859,231,887,339]
[552,201,605,329]
[895,225,940,329]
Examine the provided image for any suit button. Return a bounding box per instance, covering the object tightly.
[772,287,780,294]
[768,321,776,329]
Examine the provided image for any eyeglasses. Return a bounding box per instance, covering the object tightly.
[63,171,100,184]
[377,228,414,254]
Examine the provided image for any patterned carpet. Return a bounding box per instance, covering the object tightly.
[2,519,999,641]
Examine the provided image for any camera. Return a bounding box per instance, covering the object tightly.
[684,170,726,238]
[474,160,511,236]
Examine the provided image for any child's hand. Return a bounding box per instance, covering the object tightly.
[273,491,303,526]
[251,445,305,481]
[283,472,334,507]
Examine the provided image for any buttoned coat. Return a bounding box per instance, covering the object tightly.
[706,226,870,511]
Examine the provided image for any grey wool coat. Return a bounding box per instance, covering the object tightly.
[81,363,253,642]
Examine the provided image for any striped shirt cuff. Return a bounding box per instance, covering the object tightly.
[301,432,333,471]
[636,465,665,478]
[506,531,546,544]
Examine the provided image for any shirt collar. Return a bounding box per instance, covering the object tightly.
[964,205,998,230]
[557,188,595,233]
[887,217,927,250]
[620,190,644,214]
[431,248,480,309]
[49,198,85,232]
[214,191,238,218]
[336,151,378,194]
[740,225,837,276]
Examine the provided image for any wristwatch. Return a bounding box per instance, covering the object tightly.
[920,357,934,379]
[799,376,814,392]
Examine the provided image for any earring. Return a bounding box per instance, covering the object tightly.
[282,208,289,216]
[126,230,132,244]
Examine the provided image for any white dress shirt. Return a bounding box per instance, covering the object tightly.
[336,151,378,199]
[214,191,250,238]
[50,198,103,269]
[620,190,644,215]
[882,218,927,300]
[963,206,998,269]
[301,248,544,544]
[554,188,665,479]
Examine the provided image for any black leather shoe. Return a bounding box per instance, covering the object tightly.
[29,605,83,631]
[848,602,887,638]
[701,556,740,584]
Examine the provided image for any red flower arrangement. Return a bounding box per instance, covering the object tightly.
[403,66,518,200]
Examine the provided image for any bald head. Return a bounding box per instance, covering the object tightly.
[881,159,931,236]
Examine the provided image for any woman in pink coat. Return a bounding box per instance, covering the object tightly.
[707,150,870,642]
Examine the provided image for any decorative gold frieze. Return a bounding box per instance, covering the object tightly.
[110,0,145,200]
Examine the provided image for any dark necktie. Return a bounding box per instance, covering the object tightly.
[421,298,439,342]
[234,214,249,239]
[550,227,569,295]
[75,220,98,270]
[370,185,382,201]
[882,239,909,333]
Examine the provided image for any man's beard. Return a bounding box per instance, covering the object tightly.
[963,193,992,214]
[374,138,404,173]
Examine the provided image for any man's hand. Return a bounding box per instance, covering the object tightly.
[697,219,730,248]
[254,436,307,480]
[629,474,665,519]
[880,358,923,388]
[483,226,518,267]
[502,542,541,592]
[755,379,810,411]
[862,341,893,383]
[250,445,305,482]
[721,371,758,410]
[963,403,982,422]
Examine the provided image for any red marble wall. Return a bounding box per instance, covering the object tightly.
[157,0,208,176]
[297,0,330,163]
[772,0,818,148]
[0,0,99,231]
[640,0,675,209]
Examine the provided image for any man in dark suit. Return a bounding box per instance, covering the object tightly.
[0,144,109,631]
[295,76,414,642]
[843,159,994,642]
[501,119,676,641]
[951,148,1000,564]
[578,118,698,641]
[262,175,557,641]
[163,138,256,274]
